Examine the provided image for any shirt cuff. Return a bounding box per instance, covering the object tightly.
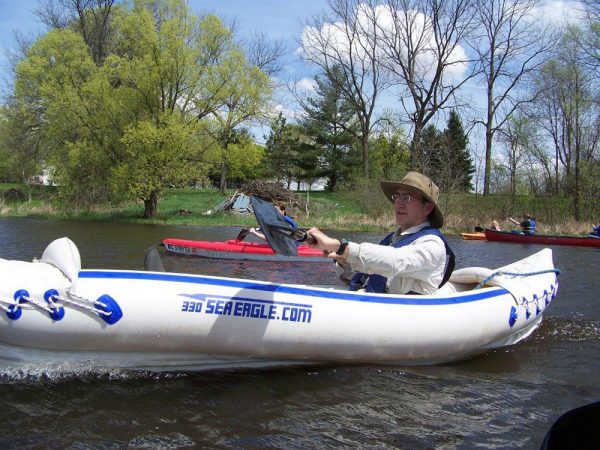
[346,242,360,264]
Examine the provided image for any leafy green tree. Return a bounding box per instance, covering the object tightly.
[368,113,410,181]
[209,128,266,186]
[207,46,273,194]
[0,102,44,189]
[114,114,207,217]
[7,0,272,216]
[13,28,110,205]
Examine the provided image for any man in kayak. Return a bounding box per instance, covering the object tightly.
[306,171,454,295]
[509,214,536,235]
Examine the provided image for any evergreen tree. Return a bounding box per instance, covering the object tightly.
[264,112,295,185]
[443,111,474,192]
[420,124,443,177]
[419,111,473,192]
[300,67,360,191]
[286,124,323,191]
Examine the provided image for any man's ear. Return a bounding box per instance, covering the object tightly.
[425,202,435,216]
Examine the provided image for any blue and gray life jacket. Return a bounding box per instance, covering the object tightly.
[349,226,455,294]
[524,219,537,235]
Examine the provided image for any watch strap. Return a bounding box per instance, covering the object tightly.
[336,238,349,255]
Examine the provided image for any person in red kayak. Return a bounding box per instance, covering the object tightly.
[250,203,299,240]
[509,214,537,235]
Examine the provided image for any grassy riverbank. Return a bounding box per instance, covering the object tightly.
[0,183,594,236]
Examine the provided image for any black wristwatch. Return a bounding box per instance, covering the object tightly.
[336,238,349,255]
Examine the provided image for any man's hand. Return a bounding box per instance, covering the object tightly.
[306,227,348,262]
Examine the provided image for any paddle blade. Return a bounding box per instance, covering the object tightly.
[250,196,298,256]
[144,246,165,272]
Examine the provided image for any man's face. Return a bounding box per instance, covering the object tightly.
[392,188,434,230]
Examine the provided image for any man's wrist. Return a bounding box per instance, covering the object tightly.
[336,238,349,255]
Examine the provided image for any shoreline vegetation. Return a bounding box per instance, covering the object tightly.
[0,184,595,237]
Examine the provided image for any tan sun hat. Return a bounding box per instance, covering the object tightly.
[380,171,444,228]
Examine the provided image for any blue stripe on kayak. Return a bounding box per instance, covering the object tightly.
[79,270,509,305]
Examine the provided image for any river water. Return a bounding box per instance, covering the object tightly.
[0,217,598,449]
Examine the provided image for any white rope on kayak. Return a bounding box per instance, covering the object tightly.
[0,299,13,313]
[12,292,55,314]
[61,290,113,317]
[0,290,64,320]
[0,291,110,317]
[2,289,122,324]
[0,292,55,313]
[474,269,561,290]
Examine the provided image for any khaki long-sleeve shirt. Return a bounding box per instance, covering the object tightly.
[337,222,447,295]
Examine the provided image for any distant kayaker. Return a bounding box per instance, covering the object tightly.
[491,220,501,231]
[509,214,536,235]
[590,224,600,238]
[306,171,455,295]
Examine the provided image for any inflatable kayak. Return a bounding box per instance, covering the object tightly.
[0,238,560,372]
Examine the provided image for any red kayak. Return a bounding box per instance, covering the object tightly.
[484,229,600,248]
[162,238,328,262]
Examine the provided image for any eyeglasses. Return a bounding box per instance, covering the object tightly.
[391,193,418,203]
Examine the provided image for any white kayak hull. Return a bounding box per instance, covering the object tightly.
[0,238,559,371]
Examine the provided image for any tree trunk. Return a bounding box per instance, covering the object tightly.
[361,134,369,178]
[409,124,424,171]
[219,161,228,195]
[143,191,159,218]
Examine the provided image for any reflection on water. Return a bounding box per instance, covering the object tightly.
[0,217,599,449]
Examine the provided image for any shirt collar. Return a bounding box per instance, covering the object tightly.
[399,221,431,235]
[392,222,431,243]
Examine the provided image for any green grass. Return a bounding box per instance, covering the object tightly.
[0,183,595,235]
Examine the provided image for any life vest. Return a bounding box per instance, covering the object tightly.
[524,219,536,235]
[349,226,455,294]
[283,215,298,230]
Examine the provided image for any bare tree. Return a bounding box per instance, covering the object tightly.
[379,0,478,170]
[1,31,38,99]
[496,113,534,198]
[579,0,600,82]
[35,0,117,65]
[470,0,556,195]
[300,0,392,177]
[532,26,598,219]
[245,31,287,77]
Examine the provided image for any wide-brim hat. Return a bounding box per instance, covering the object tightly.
[380,171,444,228]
